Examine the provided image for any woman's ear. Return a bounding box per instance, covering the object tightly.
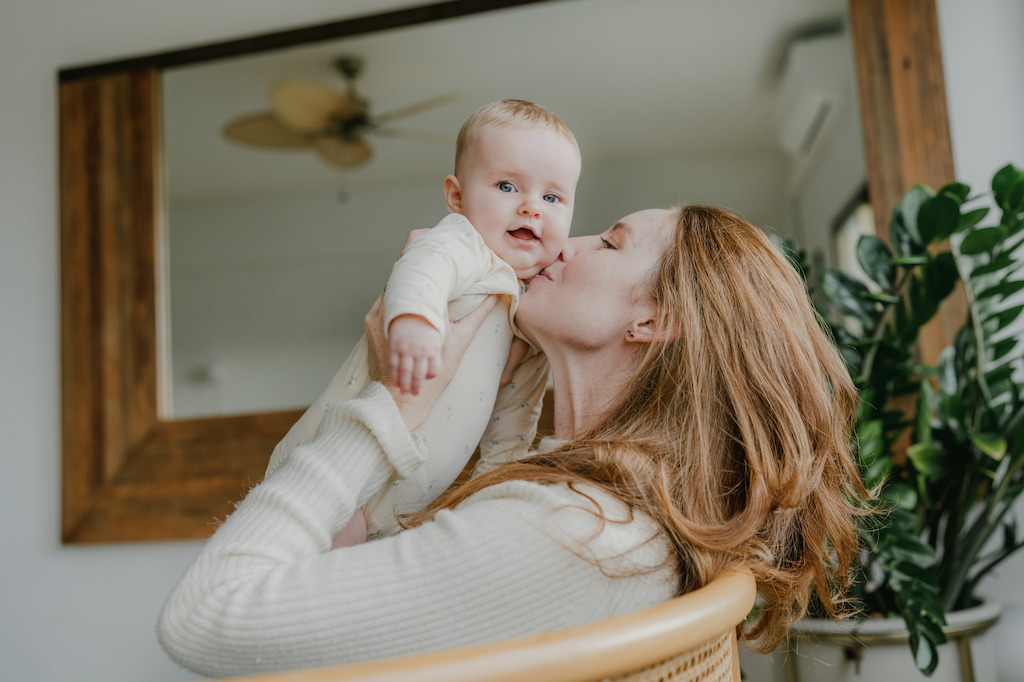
[626,317,674,343]
[443,175,463,213]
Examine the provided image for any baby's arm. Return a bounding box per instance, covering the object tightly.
[384,215,498,392]
[388,314,442,395]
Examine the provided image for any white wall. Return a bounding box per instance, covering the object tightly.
[168,154,791,417]
[938,1,1024,680]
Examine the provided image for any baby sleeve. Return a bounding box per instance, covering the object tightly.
[475,345,550,475]
[383,214,497,340]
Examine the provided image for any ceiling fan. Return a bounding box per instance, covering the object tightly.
[222,55,457,168]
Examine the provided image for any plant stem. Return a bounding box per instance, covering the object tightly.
[962,540,1024,602]
[943,456,1024,608]
[858,268,912,385]
[950,239,995,408]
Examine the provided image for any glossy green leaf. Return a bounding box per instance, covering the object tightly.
[991,337,1018,362]
[890,187,930,258]
[922,252,958,301]
[882,481,918,511]
[958,206,990,233]
[911,631,940,677]
[891,559,940,586]
[882,534,937,567]
[970,433,1007,461]
[865,455,892,489]
[907,443,948,477]
[918,193,961,243]
[856,235,896,289]
[986,363,1017,389]
[858,419,885,465]
[939,181,970,204]
[993,163,1024,214]
[822,269,877,323]
[916,380,933,443]
[992,304,1024,328]
[910,274,940,327]
[977,280,1024,300]
[960,226,1006,255]
[971,251,1014,277]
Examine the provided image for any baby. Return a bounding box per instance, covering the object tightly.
[265,99,581,545]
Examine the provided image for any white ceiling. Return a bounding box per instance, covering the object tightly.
[163,0,850,203]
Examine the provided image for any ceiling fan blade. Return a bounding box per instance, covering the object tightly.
[314,137,374,168]
[222,112,315,148]
[372,127,455,145]
[270,79,363,133]
[372,91,459,125]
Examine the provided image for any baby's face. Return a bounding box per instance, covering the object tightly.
[446,125,580,279]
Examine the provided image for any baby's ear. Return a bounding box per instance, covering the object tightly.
[443,175,463,213]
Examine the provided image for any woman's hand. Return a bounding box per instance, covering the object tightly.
[365,292,499,431]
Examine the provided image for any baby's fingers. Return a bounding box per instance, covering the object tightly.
[426,353,441,381]
[391,352,412,394]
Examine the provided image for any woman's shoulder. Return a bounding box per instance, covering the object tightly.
[452,478,675,578]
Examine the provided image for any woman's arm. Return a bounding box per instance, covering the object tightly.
[158,424,674,678]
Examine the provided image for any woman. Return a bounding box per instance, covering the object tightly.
[158,206,865,678]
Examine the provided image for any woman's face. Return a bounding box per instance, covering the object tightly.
[517,208,677,353]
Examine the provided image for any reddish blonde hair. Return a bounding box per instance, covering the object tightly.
[454,99,579,176]
[415,205,866,651]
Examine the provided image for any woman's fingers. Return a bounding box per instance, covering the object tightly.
[500,337,530,386]
[364,292,388,384]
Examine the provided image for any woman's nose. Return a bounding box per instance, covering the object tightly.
[558,238,581,261]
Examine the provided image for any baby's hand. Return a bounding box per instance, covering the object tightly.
[388,314,442,395]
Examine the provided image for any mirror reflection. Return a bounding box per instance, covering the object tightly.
[163,0,863,419]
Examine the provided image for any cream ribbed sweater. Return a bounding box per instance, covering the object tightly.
[157,383,678,679]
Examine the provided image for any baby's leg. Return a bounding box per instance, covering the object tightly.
[363,299,512,538]
[331,509,368,549]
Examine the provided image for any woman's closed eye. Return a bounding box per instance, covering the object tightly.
[600,237,617,250]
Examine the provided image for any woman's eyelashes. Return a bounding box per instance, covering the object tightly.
[600,237,617,250]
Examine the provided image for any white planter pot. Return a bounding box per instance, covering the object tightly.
[783,600,1001,682]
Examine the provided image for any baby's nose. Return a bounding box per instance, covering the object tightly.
[519,200,541,218]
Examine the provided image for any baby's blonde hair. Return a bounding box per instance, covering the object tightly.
[454,99,579,175]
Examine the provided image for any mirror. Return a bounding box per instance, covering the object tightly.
[59,0,955,542]
[162,0,857,419]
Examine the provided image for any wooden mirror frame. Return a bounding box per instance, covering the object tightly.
[58,0,956,543]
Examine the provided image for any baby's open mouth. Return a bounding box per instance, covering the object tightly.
[508,227,538,241]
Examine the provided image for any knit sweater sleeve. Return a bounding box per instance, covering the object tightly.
[156,384,677,679]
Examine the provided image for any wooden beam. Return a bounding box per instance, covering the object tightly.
[849,0,963,362]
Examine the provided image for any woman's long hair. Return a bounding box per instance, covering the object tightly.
[412,205,866,650]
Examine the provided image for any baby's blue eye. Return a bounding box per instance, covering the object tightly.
[498,181,514,192]
[543,194,560,204]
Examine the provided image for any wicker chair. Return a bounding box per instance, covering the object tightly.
[221,566,756,682]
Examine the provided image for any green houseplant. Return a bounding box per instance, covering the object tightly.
[780,163,1024,676]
